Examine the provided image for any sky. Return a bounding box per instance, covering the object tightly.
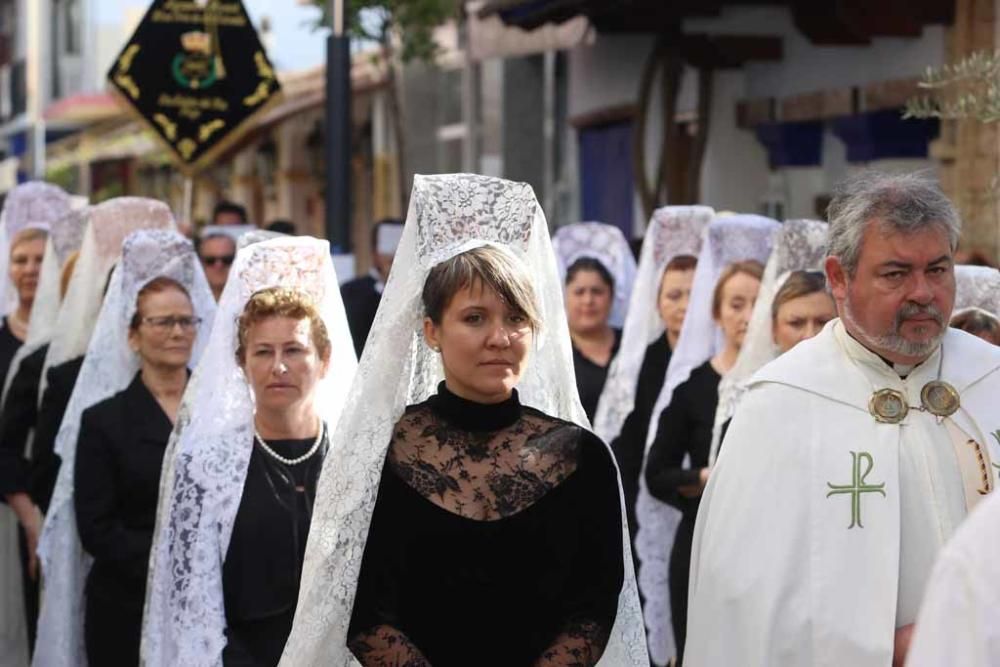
[94,0,328,72]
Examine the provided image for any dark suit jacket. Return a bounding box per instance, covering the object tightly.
[340,274,381,358]
[0,345,52,505]
[74,372,172,612]
[31,356,83,511]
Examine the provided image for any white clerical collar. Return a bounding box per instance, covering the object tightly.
[369,267,385,294]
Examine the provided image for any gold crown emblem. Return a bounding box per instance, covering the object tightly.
[181,31,212,54]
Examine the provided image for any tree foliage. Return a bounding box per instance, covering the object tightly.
[905,50,1000,123]
[311,0,459,62]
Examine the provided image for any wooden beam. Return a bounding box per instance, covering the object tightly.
[680,34,783,69]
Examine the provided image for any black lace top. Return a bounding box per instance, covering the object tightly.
[348,382,624,666]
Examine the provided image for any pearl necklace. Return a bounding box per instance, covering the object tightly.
[253,420,325,466]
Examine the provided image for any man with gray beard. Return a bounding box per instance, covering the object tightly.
[683,171,1000,667]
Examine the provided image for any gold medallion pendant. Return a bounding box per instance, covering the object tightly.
[920,380,960,418]
[870,388,908,423]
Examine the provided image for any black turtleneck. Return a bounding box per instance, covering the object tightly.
[348,383,625,667]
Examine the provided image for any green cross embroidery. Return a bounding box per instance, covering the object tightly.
[827,451,886,529]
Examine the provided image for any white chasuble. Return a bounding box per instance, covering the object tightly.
[684,321,1000,667]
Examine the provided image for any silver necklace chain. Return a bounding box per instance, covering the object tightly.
[253,419,325,466]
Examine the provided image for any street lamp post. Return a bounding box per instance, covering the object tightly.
[326,0,352,252]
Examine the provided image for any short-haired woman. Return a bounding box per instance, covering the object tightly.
[565,257,622,421]
[142,237,357,667]
[281,174,646,667]
[645,259,764,662]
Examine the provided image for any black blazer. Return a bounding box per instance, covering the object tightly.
[74,372,172,611]
[31,356,83,510]
[0,344,46,500]
[340,275,381,358]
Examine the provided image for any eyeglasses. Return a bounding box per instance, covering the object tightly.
[141,316,203,332]
[202,255,235,267]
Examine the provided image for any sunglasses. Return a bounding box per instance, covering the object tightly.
[202,254,235,267]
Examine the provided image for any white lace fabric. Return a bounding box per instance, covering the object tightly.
[954,265,1000,316]
[0,182,75,317]
[142,236,356,667]
[552,221,638,328]
[708,219,829,465]
[33,230,217,667]
[38,198,176,403]
[635,213,779,666]
[279,174,648,667]
[592,206,713,446]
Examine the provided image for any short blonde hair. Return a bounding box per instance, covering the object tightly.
[422,246,541,331]
[236,287,331,363]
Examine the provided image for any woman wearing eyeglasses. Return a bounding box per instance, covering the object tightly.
[73,274,203,665]
[199,231,237,301]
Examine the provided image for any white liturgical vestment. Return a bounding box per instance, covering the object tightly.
[907,489,1000,667]
[685,320,1000,667]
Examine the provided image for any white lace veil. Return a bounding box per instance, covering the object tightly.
[279,174,648,667]
[552,221,639,328]
[0,182,74,317]
[2,207,89,401]
[592,206,713,445]
[708,219,829,465]
[635,213,779,666]
[32,230,217,667]
[142,236,356,667]
[954,265,1000,315]
[38,197,176,402]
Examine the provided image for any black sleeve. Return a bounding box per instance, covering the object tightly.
[644,388,699,511]
[0,360,36,498]
[540,431,624,665]
[32,368,72,512]
[73,406,150,578]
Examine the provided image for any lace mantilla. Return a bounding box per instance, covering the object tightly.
[142,236,356,667]
[636,213,779,666]
[709,219,829,465]
[280,174,649,667]
[552,222,639,328]
[40,198,176,403]
[593,206,713,446]
[954,265,1000,316]
[33,230,216,667]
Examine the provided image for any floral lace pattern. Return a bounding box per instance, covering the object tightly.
[40,198,176,401]
[387,404,578,520]
[142,237,357,667]
[33,230,216,667]
[552,222,638,328]
[955,265,1000,316]
[709,219,829,465]
[592,206,712,446]
[280,174,649,667]
[636,213,779,666]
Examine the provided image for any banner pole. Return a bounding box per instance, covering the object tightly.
[183,176,194,229]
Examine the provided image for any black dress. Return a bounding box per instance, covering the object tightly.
[34,355,85,499]
[610,333,671,552]
[222,432,327,667]
[74,372,173,667]
[572,329,622,422]
[340,274,381,358]
[0,344,53,510]
[348,383,624,667]
[644,359,720,664]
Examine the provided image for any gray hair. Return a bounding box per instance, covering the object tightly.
[826,170,961,276]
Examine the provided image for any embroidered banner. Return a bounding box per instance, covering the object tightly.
[106,0,282,175]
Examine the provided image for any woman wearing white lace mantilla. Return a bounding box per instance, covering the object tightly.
[143,236,356,667]
[281,174,648,667]
[592,206,712,566]
[553,222,637,422]
[0,181,73,666]
[635,213,778,666]
[33,229,216,667]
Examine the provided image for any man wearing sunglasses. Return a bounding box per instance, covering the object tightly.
[198,231,237,301]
